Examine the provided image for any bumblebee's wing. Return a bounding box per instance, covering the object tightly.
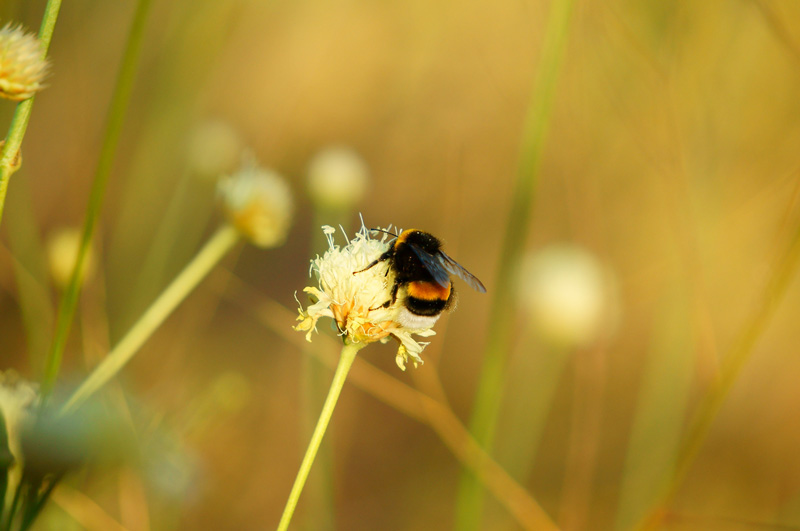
[437,251,487,293]
[407,244,452,289]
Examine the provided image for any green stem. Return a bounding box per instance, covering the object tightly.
[455,1,575,529]
[637,216,800,530]
[299,210,350,530]
[60,225,240,414]
[277,341,365,531]
[0,0,63,226]
[41,0,154,399]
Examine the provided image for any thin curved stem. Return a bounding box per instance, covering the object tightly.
[41,0,154,398]
[61,224,240,414]
[456,1,575,528]
[0,0,63,226]
[276,341,365,531]
[636,207,800,529]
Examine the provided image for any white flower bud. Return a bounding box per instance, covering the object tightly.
[0,23,49,101]
[0,371,38,506]
[219,159,293,248]
[520,245,618,348]
[185,120,243,178]
[307,147,369,211]
[46,227,95,290]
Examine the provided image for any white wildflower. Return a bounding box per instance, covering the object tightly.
[294,224,435,370]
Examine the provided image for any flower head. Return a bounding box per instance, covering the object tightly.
[307,146,369,211]
[219,156,293,248]
[294,224,436,370]
[46,227,95,290]
[185,120,243,178]
[519,244,619,348]
[0,23,49,101]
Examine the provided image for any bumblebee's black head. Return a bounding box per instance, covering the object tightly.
[397,229,442,253]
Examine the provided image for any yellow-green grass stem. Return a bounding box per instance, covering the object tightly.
[0,0,63,226]
[299,208,352,530]
[277,341,365,531]
[456,1,575,529]
[41,0,154,399]
[61,224,240,414]
[637,212,800,530]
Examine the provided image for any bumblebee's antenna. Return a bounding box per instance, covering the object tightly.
[370,228,399,238]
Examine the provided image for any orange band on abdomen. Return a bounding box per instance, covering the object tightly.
[407,281,451,301]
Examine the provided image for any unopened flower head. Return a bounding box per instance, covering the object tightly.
[186,120,243,179]
[520,244,619,348]
[219,157,293,248]
[46,227,95,290]
[294,224,436,370]
[307,146,369,211]
[0,23,49,101]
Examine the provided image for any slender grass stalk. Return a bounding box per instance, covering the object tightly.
[495,339,570,482]
[0,0,62,226]
[299,209,350,530]
[277,341,365,531]
[40,0,154,399]
[455,1,575,529]
[60,224,240,414]
[614,286,693,530]
[636,213,800,530]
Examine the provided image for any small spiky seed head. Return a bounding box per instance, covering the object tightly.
[0,23,49,101]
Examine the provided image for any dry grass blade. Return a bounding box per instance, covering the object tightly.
[221,277,558,531]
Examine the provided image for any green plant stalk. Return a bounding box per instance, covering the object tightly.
[41,0,154,399]
[455,1,575,529]
[277,341,365,531]
[299,209,350,530]
[637,216,800,530]
[60,224,240,414]
[0,0,63,226]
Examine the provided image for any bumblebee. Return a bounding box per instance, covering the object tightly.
[357,229,486,329]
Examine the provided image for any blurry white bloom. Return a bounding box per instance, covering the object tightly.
[185,120,243,178]
[0,23,48,101]
[520,245,618,348]
[219,158,293,248]
[46,227,95,290]
[307,147,369,211]
[294,224,435,370]
[0,371,38,511]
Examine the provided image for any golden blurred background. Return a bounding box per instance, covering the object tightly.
[2,0,800,529]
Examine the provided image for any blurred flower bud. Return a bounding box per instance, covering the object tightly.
[20,398,130,482]
[307,146,369,211]
[0,371,37,516]
[0,23,49,101]
[519,245,618,348]
[46,227,95,290]
[0,371,38,470]
[185,120,243,179]
[219,157,294,248]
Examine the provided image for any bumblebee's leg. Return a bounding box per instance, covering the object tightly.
[353,250,392,275]
[369,282,400,311]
